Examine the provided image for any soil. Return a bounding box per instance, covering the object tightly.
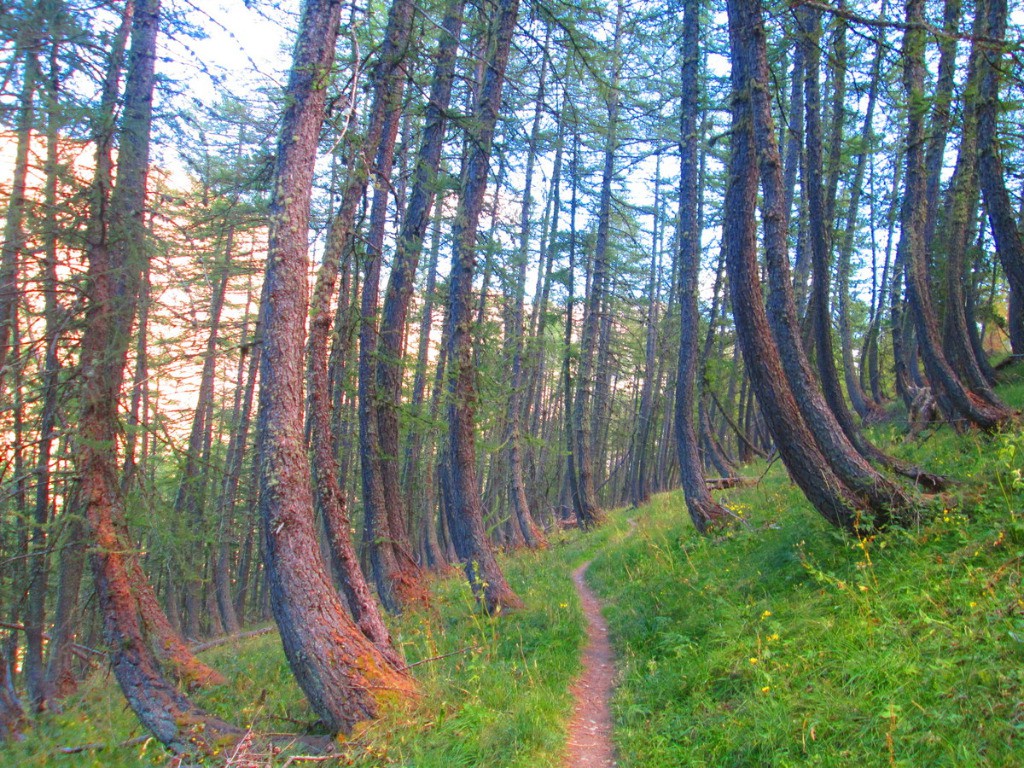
[563,560,617,767]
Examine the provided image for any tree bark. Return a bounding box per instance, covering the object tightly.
[977,0,1024,357]
[725,0,883,532]
[76,0,239,752]
[573,0,626,529]
[257,0,414,735]
[676,0,733,532]
[901,0,1012,429]
[444,0,524,614]
[376,0,468,581]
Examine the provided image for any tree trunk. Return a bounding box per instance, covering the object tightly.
[176,249,231,640]
[924,0,962,249]
[24,26,63,713]
[306,0,418,614]
[977,0,1024,356]
[725,0,885,532]
[377,0,467,580]
[629,156,660,509]
[940,21,998,398]
[502,37,548,547]
[676,0,733,531]
[901,0,1012,428]
[444,0,524,614]
[76,0,240,752]
[257,0,413,735]
[0,8,41,387]
[573,0,626,528]
[835,2,886,420]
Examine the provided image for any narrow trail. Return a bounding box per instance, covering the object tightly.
[564,559,617,767]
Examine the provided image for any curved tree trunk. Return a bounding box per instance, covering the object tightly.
[941,13,1000,400]
[724,0,868,532]
[257,0,414,735]
[977,0,1024,357]
[76,0,240,752]
[726,0,894,532]
[306,0,420,614]
[901,0,1012,430]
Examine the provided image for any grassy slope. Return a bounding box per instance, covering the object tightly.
[3,517,629,766]
[5,375,1023,766]
[589,376,1024,767]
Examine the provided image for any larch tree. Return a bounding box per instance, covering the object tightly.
[443,0,524,613]
[899,0,1013,430]
[977,0,1024,356]
[675,0,733,532]
[256,0,414,734]
[74,0,240,751]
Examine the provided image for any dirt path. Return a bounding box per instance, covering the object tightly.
[564,560,617,767]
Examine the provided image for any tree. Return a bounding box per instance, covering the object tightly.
[725,0,888,533]
[75,0,239,751]
[256,0,414,734]
[443,0,524,613]
[899,0,1012,430]
[977,0,1024,356]
[675,0,733,532]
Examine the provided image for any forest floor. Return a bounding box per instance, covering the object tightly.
[6,368,1024,767]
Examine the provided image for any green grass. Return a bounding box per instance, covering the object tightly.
[587,383,1024,767]
[2,516,630,766]
[5,374,1024,766]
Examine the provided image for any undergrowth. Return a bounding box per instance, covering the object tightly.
[588,380,1024,767]
[5,373,1024,766]
[2,515,628,766]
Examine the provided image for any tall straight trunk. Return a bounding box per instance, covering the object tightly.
[941,19,998,398]
[977,0,1024,356]
[76,0,239,752]
[24,28,63,712]
[924,0,962,248]
[257,0,413,735]
[676,0,733,530]
[176,251,231,639]
[591,283,615,493]
[901,0,1012,428]
[402,195,444,532]
[213,301,259,636]
[822,3,846,233]
[444,0,524,613]
[525,116,564,449]
[965,238,997,382]
[0,8,41,387]
[377,0,467,574]
[573,0,625,528]
[563,127,584,522]
[629,155,661,508]
[46,503,87,699]
[865,152,901,404]
[782,29,803,229]
[502,36,549,547]
[835,2,886,420]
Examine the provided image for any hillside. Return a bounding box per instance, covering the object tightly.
[6,372,1023,767]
